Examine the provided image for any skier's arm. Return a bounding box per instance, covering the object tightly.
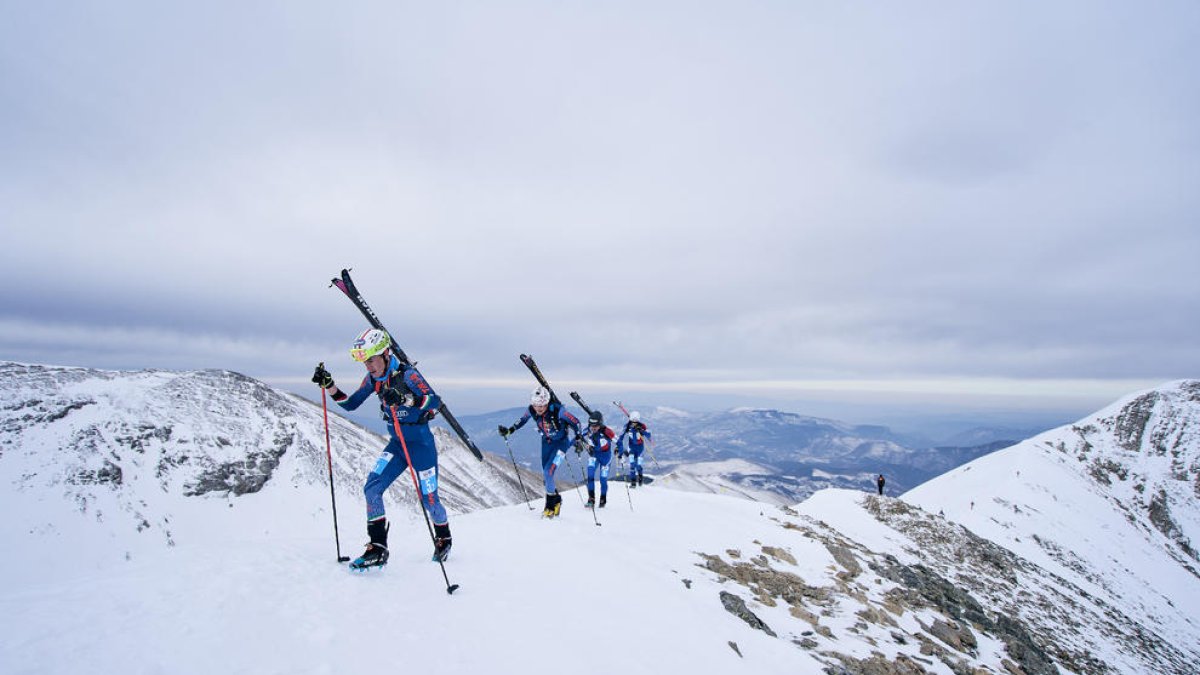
[599,427,615,452]
[561,410,582,438]
[392,366,441,420]
[336,376,375,411]
[501,410,532,437]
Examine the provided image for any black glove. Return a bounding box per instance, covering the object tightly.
[498,425,513,438]
[380,387,414,407]
[312,364,334,389]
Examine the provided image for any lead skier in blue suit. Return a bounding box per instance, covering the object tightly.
[499,387,582,517]
[312,328,453,569]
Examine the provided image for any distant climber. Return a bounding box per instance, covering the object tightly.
[876,474,885,496]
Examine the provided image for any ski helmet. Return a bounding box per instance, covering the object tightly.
[530,387,551,406]
[588,410,604,426]
[349,328,391,362]
[630,411,641,422]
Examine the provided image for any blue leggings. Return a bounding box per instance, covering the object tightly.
[628,448,644,481]
[587,450,613,495]
[364,426,447,525]
[541,439,569,494]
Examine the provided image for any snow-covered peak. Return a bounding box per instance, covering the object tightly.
[905,379,1200,656]
[0,361,533,575]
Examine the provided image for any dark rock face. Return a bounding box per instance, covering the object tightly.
[68,458,123,486]
[183,444,289,496]
[719,590,777,637]
[1148,488,1197,561]
[1114,393,1158,453]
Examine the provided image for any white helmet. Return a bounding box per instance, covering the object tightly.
[630,411,642,422]
[349,328,391,362]
[531,387,551,406]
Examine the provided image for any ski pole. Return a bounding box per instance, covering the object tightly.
[622,456,634,512]
[563,450,587,505]
[389,406,460,595]
[582,462,601,527]
[319,370,351,563]
[503,436,534,510]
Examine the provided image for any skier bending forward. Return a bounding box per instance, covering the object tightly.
[499,387,582,518]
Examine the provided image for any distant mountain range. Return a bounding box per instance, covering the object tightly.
[459,403,1032,504]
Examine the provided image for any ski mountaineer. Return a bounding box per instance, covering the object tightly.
[498,387,582,518]
[580,410,616,508]
[311,328,453,569]
[616,411,652,487]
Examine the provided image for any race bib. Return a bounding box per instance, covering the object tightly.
[371,453,390,475]
[418,467,438,495]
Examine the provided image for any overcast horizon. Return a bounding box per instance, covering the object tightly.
[3,2,1197,427]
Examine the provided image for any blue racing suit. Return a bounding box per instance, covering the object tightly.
[334,354,448,526]
[583,425,616,497]
[509,403,581,495]
[616,421,652,483]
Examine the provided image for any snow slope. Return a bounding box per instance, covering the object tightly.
[4,365,1198,674]
[0,485,1051,675]
[904,380,1200,653]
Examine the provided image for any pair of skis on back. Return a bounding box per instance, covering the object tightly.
[332,269,484,462]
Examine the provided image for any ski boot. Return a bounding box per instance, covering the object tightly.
[543,493,556,518]
[628,477,638,489]
[638,474,645,487]
[350,518,389,571]
[585,489,596,509]
[549,493,562,517]
[432,523,452,563]
[598,494,607,509]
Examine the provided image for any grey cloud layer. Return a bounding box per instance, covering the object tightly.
[2,2,1197,404]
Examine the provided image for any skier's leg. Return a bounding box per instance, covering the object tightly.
[354,439,408,567]
[404,427,448,526]
[404,428,454,560]
[598,452,611,497]
[542,442,566,514]
[363,438,410,522]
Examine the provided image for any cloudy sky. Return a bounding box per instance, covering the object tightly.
[2,2,1197,422]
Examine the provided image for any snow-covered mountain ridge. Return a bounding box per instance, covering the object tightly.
[0,361,534,572]
[904,379,1200,663]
